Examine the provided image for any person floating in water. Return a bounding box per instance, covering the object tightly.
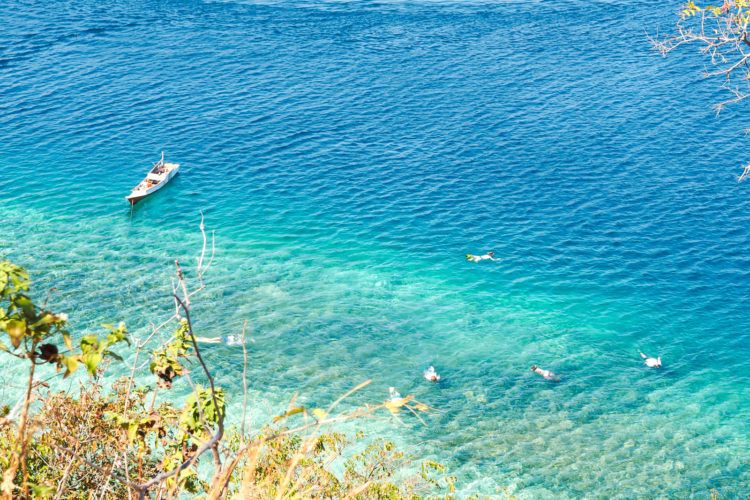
[640,351,662,368]
[530,364,559,381]
[466,251,498,263]
[388,387,403,402]
[195,335,244,346]
[423,366,440,382]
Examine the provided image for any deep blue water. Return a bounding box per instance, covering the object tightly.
[2,0,750,496]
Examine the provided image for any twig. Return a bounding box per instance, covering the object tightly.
[1,343,38,499]
[53,444,79,500]
[241,320,249,437]
[134,292,224,498]
[52,443,135,489]
[275,380,373,499]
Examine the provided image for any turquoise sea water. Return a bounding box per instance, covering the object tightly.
[3,0,750,496]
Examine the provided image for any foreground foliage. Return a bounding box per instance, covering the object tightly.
[0,248,455,499]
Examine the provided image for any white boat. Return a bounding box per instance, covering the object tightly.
[126,152,180,205]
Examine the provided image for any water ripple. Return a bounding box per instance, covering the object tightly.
[2,0,750,496]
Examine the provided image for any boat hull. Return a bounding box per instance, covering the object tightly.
[127,193,150,205]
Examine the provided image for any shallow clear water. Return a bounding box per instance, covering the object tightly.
[3,0,750,496]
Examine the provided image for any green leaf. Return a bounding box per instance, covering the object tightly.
[14,295,33,317]
[273,406,306,423]
[80,335,99,354]
[102,322,128,346]
[127,421,138,443]
[311,408,328,420]
[5,319,26,348]
[29,482,55,498]
[30,313,55,328]
[83,352,102,376]
[61,355,78,378]
[62,331,72,350]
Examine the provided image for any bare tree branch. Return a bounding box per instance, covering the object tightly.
[241,320,249,437]
[133,287,224,498]
[651,1,750,176]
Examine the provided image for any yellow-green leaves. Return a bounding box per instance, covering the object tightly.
[83,352,103,376]
[272,406,328,423]
[421,460,456,494]
[680,0,743,18]
[127,420,139,444]
[311,408,328,420]
[76,326,129,376]
[80,334,99,352]
[45,325,129,378]
[273,406,306,423]
[29,483,55,498]
[681,1,702,17]
[103,322,129,346]
[106,411,165,446]
[60,355,78,378]
[150,321,192,389]
[5,318,26,348]
[14,295,34,318]
[180,386,225,433]
[0,261,29,296]
[0,260,74,354]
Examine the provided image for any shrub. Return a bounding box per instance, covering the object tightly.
[0,224,454,499]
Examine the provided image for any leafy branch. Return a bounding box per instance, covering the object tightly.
[0,219,453,499]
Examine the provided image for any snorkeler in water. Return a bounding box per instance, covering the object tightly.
[388,387,403,401]
[423,366,440,382]
[530,365,559,381]
[639,351,662,368]
[466,251,498,263]
[195,335,244,346]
